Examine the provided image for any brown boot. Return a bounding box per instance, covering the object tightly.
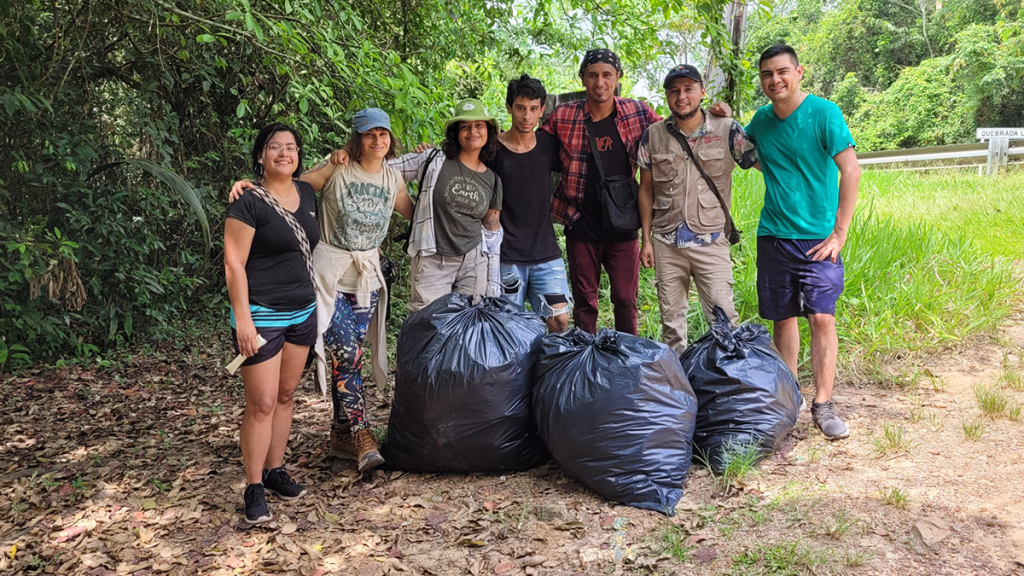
[354,428,384,472]
[330,421,357,460]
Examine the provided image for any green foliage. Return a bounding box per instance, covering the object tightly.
[1000,354,1024,391]
[878,486,910,509]
[728,540,836,575]
[660,523,694,562]
[0,339,30,371]
[871,422,911,456]
[2,0,776,362]
[974,384,1021,419]
[746,0,1024,150]
[830,73,865,118]
[851,56,971,151]
[88,159,211,249]
[961,418,986,441]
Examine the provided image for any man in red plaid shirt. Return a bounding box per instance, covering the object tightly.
[541,49,660,336]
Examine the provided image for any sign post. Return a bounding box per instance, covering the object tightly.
[977,128,1023,177]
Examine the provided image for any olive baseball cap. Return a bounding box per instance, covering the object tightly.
[444,99,499,132]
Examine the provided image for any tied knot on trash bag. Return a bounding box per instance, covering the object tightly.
[708,306,746,358]
[680,306,802,474]
[569,327,620,351]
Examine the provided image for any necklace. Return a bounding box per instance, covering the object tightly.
[457,158,485,181]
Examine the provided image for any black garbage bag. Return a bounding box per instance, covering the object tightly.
[382,293,548,472]
[679,307,802,473]
[532,328,697,515]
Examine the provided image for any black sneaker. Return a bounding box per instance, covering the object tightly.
[243,483,273,524]
[262,467,307,500]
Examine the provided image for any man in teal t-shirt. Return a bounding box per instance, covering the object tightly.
[745,43,861,441]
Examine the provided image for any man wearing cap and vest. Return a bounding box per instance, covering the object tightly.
[541,49,661,336]
[638,64,758,355]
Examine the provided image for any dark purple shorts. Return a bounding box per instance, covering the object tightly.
[231,307,317,367]
[756,236,844,321]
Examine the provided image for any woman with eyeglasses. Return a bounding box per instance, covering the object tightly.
[229,110,415,476]
[224,123,319,524]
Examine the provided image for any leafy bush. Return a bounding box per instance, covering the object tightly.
[851,56,972,151]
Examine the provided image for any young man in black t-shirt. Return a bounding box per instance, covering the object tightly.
[486,75,572,332]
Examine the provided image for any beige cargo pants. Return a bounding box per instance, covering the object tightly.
[653,235,738,355]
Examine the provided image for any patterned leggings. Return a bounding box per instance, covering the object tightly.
[324,290,379,432]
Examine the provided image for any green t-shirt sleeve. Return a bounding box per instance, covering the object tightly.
[744,108,762,141]
[822,102,856,158]
[489,172,503,210]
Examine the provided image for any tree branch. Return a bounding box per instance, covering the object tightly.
[149,0,298,62]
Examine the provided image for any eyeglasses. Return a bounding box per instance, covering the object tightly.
[266,143,300,154]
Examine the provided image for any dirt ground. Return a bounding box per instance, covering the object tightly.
[3,320,1024,576]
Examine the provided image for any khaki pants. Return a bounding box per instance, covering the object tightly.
[408,244,488,312]
[653,236,738,355]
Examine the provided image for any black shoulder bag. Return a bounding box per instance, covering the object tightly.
[669,130,742,246]
[585,119,641,234]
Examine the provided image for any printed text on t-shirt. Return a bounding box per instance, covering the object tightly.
[443,176,489,217]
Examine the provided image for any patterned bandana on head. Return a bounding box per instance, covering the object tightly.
[579,48,623,77]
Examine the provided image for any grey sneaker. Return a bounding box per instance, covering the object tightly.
[811,401,850,440]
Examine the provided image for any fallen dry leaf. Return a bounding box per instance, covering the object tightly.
[686,533,711,547]
[520,555,545,567]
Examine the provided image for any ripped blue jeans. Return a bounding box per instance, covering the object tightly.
[499,258,573,319]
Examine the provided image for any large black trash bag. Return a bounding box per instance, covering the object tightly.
[532,328,697,515]
[679,307,802,473]
[382,293,548,472]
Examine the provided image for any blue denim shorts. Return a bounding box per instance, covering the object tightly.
[756,236,844,321]
[499,258,573,319]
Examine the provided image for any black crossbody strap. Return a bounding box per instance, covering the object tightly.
[668,127,736,237]
[248,182,315,285]
[584,118,608,183]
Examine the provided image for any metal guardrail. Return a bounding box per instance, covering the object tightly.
[858,141,1024,171]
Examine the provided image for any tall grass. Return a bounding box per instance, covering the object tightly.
[584,169,1020,369]
[859,170,1024,261]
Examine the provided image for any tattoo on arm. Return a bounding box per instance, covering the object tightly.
[483,209,500,231]
[303,158,330,175]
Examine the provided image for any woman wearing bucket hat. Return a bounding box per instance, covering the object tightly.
[331,98,504,311]
[229,108,415,473]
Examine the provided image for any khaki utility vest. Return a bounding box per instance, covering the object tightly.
[648,114,735,235]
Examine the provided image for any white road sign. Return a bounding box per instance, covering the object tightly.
[977,127,1024,139]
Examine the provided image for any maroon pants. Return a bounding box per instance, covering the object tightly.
[566,237,640,335]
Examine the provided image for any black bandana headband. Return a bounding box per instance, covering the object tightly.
[579,49,623,77]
